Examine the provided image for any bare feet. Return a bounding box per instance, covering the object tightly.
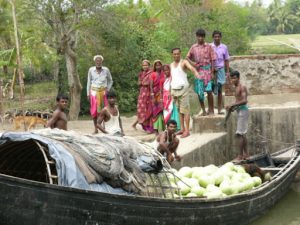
[208,111,215,116]
[218,112,225,115]
[176,130,184,135]
[132,124,137,130]
[243,154,250,160]
[181,131,190,138]
[232,155,243,162]
[200,111,207,116]
[92,130,98,135]
[175,155,182,161]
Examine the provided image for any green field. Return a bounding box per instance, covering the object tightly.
[251,34,300,54]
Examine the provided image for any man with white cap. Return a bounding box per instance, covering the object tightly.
[87,55,113,134]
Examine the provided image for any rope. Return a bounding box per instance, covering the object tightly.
[247,122,296,146]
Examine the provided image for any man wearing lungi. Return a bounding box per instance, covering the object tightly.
[186,29,216,116]
[87,55,113,134]
[211,30,230,114]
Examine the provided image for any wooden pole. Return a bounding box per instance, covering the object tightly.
[10,0,26,130]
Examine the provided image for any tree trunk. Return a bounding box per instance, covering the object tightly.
[10,0,25,125]
[3,65,8,75]
[9,68,17,99]
[64,42,82,121]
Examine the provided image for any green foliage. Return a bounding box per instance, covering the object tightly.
[2,0,300,116]
[267,0,299,34]
[0,48,16,67]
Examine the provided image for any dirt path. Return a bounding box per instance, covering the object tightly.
[0,116,156,142]
[69,116,156,141]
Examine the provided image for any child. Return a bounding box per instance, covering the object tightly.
[96,91,124,136]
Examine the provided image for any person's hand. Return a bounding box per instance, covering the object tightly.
[168,95,171,101]
[87,95,90,101]
[225,105,231,111]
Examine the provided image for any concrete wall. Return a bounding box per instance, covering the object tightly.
[226,106,300,155]
[174,133,233,169]
[177,106,300,168]
[230,54,300,95]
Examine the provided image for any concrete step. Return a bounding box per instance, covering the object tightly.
[192,114,226,133]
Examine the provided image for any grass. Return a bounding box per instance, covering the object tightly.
[251,34,300,54]
[3,81,57,112]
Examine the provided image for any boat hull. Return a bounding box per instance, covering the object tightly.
[0,154,299,225]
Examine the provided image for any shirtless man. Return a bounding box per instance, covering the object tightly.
[96,90,124,136]
[225,71,249,160]
[157,120,181,163]
[47,94,68,130]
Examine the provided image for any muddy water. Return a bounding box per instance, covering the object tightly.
[250,183,300,225]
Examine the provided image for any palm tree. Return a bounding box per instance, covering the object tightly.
[268,0,296,33]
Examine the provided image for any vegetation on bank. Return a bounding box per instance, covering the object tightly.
[1,0,300,116]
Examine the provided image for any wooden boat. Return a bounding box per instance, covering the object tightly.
[0,132,299,225]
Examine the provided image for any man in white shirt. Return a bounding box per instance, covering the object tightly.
[170,48,198,138]
[87,55,113,134]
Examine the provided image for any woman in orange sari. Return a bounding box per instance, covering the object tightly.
[150,60,165,134]
[132,60,154,133]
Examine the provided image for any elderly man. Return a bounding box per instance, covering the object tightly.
[87,55,113,134]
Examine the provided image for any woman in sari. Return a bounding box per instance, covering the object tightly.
[162,64,180,129]
[132,60,154,133]
[150,60,165,134]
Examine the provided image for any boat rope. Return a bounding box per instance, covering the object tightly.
[255,134,296,145]
[248,122,296,146]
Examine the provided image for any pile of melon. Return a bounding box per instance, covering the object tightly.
[168,162,265,199]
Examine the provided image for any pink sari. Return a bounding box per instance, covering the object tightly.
[163,77,173,124]
[137,70,153,132]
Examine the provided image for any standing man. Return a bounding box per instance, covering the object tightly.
[211,30,230,114]
[87,55,113,134]
[47,94,68,130]
[96,90,124,137]
[225,71,249,160]
[170,48,199,138]
[186,29,216,116]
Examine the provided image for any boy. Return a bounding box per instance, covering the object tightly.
[225,71,249,160]
[47,94,68,130]
[96,90,124,136]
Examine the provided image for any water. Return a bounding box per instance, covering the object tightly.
[250,183,300,225]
